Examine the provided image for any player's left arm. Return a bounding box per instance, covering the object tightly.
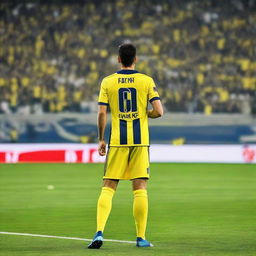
[97,105,107,156]
[147,78,164,118]
[148,99,163,118]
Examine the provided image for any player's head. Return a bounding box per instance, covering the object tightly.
[118,43,137,67]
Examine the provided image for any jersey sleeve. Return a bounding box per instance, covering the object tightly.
[148,78,160,103]
[98,79,109,106]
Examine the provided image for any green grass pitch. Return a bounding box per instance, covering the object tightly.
[0,163,256,256]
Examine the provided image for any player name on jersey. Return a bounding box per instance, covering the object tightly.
[118,77,134,83]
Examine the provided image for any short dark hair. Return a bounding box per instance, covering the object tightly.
[118,43,136,67]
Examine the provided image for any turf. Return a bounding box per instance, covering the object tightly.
[0,163,256,256]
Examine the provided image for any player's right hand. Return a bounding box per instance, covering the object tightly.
[98,140,106,156]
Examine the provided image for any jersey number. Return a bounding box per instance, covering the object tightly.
[118,88,141,144]
[118,88,137,112]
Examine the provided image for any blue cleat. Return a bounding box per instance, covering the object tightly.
[88,231,103,249]
[136,237,154,247]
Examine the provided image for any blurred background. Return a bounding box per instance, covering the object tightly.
[0,0,255,155]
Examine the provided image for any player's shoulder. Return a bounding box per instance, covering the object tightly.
[136,72,154,84]
[136,72,152,79]
[102,73,118,82]
[100,73,117,87]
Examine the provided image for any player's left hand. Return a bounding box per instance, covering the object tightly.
[98,140,106,156]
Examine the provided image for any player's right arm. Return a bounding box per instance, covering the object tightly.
[97,79,109,156]
[97,105,107,156]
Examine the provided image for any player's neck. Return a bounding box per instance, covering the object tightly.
[120,64,135,70]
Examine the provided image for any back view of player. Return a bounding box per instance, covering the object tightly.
[88,43,163,249]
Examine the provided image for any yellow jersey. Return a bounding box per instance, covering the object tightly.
[98,70,160,146]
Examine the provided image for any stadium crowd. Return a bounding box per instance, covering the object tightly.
[0,0,256,115]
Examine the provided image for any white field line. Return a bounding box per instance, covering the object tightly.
[0,231,136,244]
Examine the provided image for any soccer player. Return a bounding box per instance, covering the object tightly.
[88,43,163,249]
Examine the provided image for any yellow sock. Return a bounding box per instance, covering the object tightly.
[133,189,148,239]
[96,187,115,232]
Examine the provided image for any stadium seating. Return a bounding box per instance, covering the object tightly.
[0,0,255,114]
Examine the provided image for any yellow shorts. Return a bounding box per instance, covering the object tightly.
[103,146,150,180]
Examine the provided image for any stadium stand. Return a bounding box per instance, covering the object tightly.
[0,0,256,115]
